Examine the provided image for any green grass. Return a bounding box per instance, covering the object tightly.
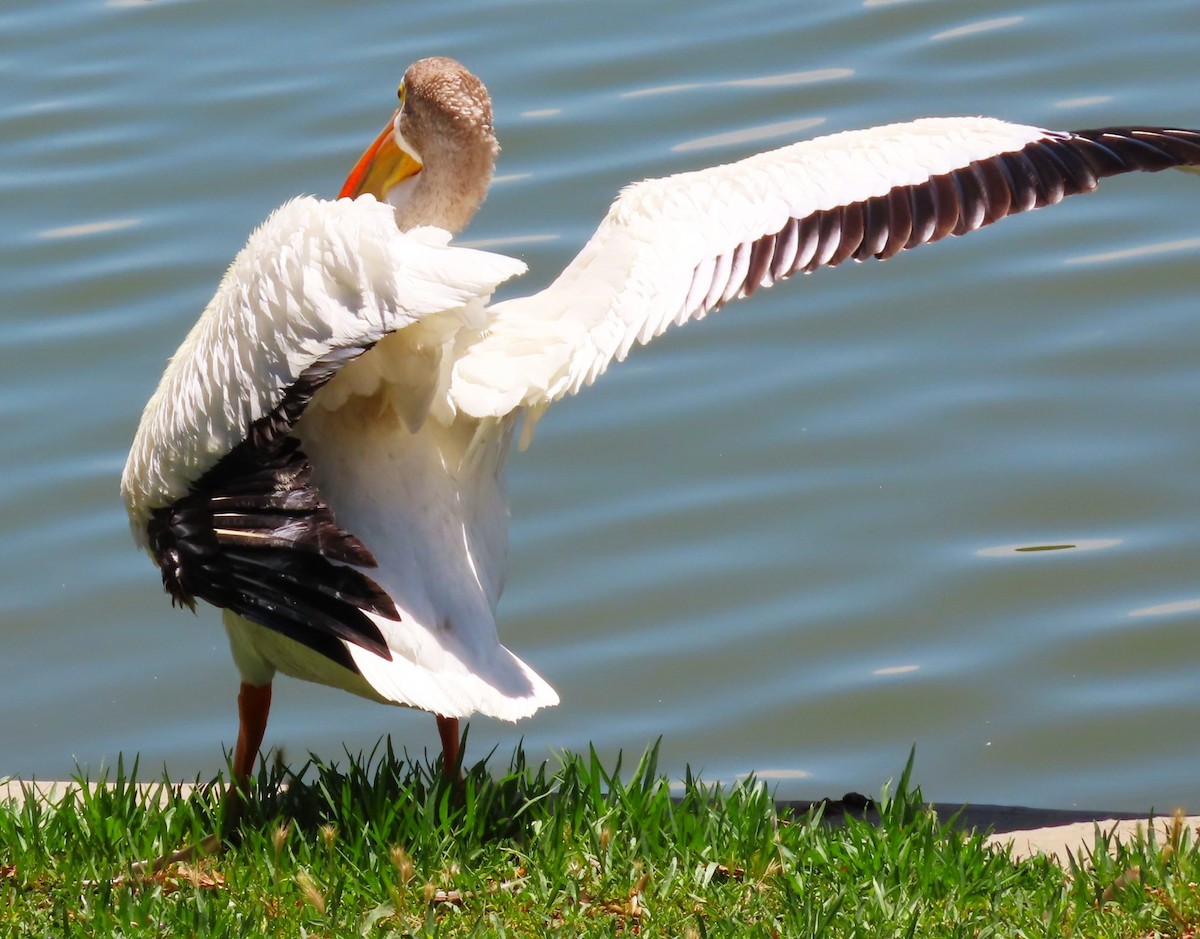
[2,742,1198,937]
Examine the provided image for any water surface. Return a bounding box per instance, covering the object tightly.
[3,0,1199,812]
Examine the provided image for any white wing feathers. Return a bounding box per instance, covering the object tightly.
[122,195,526,534]
[449,117,1047,418]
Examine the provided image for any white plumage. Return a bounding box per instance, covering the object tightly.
[124,194,556,723]
[124,196,526,537]
[121,56,1200,782]
[451,117,1049,419]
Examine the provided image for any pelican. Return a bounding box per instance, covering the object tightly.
[122,56,1200,795]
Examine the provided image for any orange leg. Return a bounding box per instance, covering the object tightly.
[435,714,462,783]
[228,681,272,817]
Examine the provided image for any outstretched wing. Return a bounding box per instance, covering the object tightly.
[122,195,526,664]
[450,119,1200,419]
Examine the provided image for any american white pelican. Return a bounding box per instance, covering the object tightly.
[122,56,1200,793]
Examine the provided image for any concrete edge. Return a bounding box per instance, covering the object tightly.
[981,815,1200,863]
[779,798,1199,862]
[0,779,206,808]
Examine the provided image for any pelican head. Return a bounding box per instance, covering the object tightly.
[339,56,498,234]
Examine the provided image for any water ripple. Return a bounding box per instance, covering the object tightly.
[2,0,1198,811]
[672,116,826,153]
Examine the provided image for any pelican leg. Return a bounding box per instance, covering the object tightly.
[232,681,273,790]
[223,680,273,832]
[435,714,462,784]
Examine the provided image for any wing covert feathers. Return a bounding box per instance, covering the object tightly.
[122,195,525,533]
[450,120,1200,419]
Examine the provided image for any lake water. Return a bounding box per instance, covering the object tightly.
[3,0,1199,813]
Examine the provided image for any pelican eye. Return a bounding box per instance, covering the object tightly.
[397,83,406,107]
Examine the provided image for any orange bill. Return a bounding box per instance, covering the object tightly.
[339,111,423,199]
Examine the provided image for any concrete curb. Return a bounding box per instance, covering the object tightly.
[1,780,205,808]
[982,816,1198,863]
[778,797,1197,863]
